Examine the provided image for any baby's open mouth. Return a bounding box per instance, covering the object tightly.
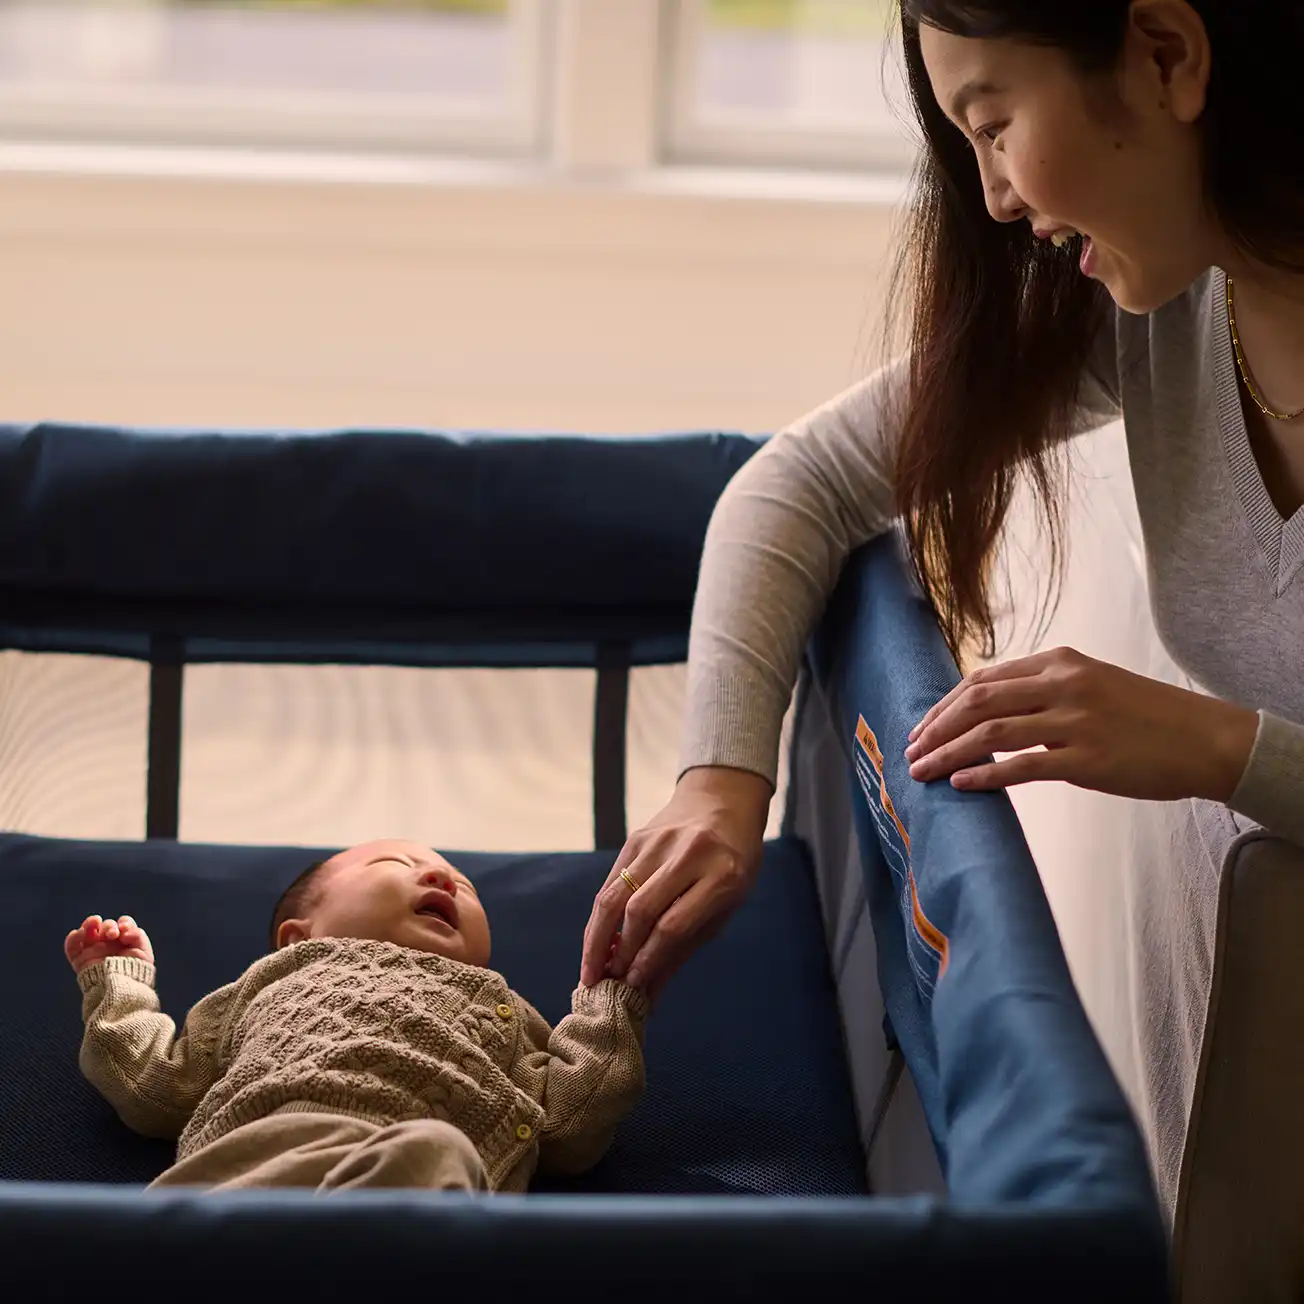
[415,889,460,930]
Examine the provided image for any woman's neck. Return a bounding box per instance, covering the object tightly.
[1221,254,1304,519]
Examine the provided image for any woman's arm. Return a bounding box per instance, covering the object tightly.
[681,312,1124,786]
[583,317,1123,993]
[580,363,909,995]
[1228,712,1304,848]
[680,361,906,786]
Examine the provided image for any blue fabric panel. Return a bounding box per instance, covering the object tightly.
[0,1187,1170,1303]
[810,533,1163,1221]
[0,426,762,663]
[0,833,864,1197]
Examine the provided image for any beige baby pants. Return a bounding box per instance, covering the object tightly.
[149,1111,490,1192]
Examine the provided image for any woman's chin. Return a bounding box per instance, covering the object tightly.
[1098,254,1204,317]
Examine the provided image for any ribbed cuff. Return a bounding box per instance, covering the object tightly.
[678,666,785,788]
[77,955,157,993]
[572,978,650,1023]
[1227,710,1304,849]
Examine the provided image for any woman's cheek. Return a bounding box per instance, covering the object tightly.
[1014,138,1092,226]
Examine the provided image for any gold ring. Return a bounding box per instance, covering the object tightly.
[619,869,640,894]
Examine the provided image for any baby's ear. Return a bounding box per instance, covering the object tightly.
[275,919,311,949]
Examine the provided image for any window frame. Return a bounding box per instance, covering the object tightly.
[659,0,915,174]
[0,0,554,158]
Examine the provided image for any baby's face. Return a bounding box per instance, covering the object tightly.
[282,839,491,967]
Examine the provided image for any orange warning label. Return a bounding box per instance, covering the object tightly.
[853,714,950,978]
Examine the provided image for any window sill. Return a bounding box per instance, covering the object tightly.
[0,139,910,209]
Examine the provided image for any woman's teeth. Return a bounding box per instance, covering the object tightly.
[1051,230,1079,249]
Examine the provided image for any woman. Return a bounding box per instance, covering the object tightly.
[581,0,1304,1000]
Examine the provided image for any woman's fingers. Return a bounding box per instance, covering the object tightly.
[605,849,694,980]
[950,747,1065,791]
[623,875,728,994]
[908,654,1048,743]
[908,676,1047,764]
[909,700,1061,783]
[580,838,647,987]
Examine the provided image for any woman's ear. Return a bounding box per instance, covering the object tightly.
[1129,0,1212,123]
[276,918,311,949]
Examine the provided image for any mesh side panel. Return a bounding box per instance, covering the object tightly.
[626,663,685,834]
[181,664,596,851]
[1,655,784,851]
[626,662,792,840]
[0,652,148,839]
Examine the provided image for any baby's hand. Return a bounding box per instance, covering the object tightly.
[64,916,154,975]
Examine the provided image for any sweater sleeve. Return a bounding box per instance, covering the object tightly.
[681,317,1122,786]
[1227,711,1304,849]
[510,979,648,1176]
[77,957,234,1139]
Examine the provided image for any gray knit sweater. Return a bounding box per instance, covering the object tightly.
[683,266,1304,848]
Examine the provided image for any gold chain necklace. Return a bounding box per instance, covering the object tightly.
[1226,275,1304,422]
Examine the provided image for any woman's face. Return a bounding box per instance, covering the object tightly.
[919,5,1217,314]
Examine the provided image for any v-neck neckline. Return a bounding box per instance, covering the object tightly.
[1211,266,1304,595]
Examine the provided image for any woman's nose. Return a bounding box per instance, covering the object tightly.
[980,163,1026,226]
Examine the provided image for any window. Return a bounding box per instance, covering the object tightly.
[664,0,914,171]
[0,1,917,177]
[0,0,550,155]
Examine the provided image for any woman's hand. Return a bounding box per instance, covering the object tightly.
[580,766,772,999]
[905,646,1260,803]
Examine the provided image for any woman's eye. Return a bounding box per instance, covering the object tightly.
[974,122,1005,145]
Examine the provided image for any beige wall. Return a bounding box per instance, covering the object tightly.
[0,166,897,433]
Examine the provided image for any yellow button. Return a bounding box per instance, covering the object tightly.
[516,1123,533,1142]
[496,1003,513,1020]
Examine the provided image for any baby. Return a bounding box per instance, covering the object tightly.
[65,839,647,1193]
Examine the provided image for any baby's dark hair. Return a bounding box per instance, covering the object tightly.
[269,859,330,951]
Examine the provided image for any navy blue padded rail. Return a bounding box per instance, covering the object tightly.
[0,833,864,1197]
[0,425,763,667]
[0,1190,1169,1303]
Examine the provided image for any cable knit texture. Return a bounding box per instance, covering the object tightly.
[77,940,647,1192]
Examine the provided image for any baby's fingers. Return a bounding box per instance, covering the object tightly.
[101,919,120,943]
[64,928,85,960]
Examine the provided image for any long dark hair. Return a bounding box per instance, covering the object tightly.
[892,0,1304,665]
